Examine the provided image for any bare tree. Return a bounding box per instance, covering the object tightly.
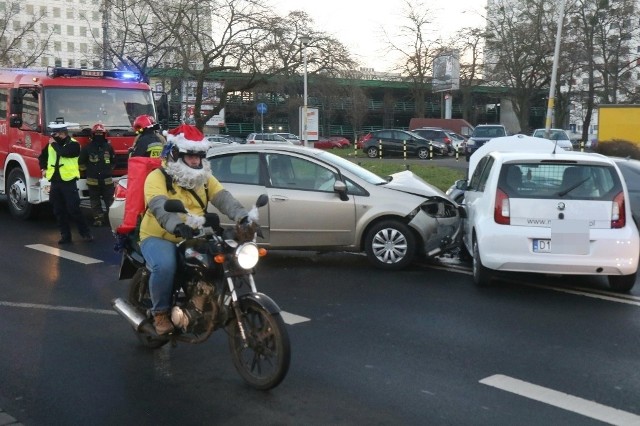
[446,26,486,122]
[0,1,53,67]
[385,0,442,118]
[484,0,558,133]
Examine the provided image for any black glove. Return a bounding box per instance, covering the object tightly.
[204,213,220,228]
[174,223,194,239]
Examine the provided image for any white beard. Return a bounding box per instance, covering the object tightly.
[164,158,211,189]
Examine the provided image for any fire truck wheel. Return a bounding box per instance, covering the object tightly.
[7,168,36,220]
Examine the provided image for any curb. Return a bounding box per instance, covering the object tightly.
[0,408,23,426]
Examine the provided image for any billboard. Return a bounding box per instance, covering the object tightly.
[432,52,460,92]
[299,107,319,141]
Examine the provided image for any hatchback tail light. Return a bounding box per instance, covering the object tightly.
[113,182,127,200]
[443,136,452,145]
[494,188,510,225]
[611,191,626,228]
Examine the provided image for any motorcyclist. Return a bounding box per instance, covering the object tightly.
[138,124,249,335]
[129,114,166,158]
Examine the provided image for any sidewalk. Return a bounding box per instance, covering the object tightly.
[0,408,22,426]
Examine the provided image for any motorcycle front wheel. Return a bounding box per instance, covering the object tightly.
[128,268,169,349]
[227,301,291,390]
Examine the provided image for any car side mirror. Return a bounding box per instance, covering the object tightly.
[334,180,349,201]
[455,179,468,191]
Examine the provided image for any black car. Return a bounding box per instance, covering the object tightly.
[361,129,446,159]
[464,124,507,161]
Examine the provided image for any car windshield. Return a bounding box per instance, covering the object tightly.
[44,87,155,131]
[533,129,569,140]
[317,151,387,185]
[473,127,504,138]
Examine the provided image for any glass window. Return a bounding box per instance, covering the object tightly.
[67,25,74,36]
[67,9,74,19]
[53,7,61,17]
[43,87,156,129]
[21,90,40,131]
[0,89,8,119]
[468,156,491,191]
[67,42,74,51]
[209,153,260,185]
[498,163,621,200]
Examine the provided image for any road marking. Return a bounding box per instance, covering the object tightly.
[480,374,640,425]
[281,311,310,325]
[0,301,311,325]
[0,300,116,315]
[26,244,103,265]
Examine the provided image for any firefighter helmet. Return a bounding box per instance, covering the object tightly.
[133,115,156,132]
[91,123,106,134]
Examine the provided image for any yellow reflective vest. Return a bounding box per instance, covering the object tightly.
[45,138,81,181]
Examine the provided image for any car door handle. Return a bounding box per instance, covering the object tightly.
[270,195,289,202]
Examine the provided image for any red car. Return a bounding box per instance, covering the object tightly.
[313,137,343,149]
[328,136,351,148]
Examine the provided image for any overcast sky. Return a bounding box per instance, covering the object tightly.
[273,0,486,72]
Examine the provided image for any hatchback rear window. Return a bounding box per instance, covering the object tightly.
[498,163,622,200]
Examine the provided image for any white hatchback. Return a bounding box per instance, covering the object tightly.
[460,147,639,292]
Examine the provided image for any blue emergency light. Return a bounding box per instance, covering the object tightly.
[47,67,142,81]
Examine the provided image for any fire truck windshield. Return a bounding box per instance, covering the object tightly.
[43,87,155,131]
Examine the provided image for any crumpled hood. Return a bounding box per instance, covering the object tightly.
[384,170,449,199]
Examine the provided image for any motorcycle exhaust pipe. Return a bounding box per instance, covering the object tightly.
[112,298,147,331]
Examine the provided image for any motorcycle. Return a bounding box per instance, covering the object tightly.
[112,194,290,390]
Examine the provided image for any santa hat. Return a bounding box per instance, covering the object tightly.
[164,124,210,153]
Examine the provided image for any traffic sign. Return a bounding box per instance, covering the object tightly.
[257,102,268,115]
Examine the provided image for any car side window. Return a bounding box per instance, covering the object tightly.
[377,130,393,139]
[468,156,490,191]
[209,153,260,185]
[477,157,495,192]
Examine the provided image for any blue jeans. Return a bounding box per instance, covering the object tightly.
[140,237,177,314]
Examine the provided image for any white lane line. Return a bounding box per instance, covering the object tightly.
[0,300,116,315]
[26,244,103,265]
[0,301,311,324]
[480,374,640,425]
[515,282,640,307]
[280,311,311,325]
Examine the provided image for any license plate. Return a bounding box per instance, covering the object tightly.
[533,239,551,253]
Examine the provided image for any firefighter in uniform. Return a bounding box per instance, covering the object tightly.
[79,123,116,227]
[38,122,93,244]
[129,115,166,158]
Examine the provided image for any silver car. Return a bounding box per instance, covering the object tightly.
[110,145,463,270]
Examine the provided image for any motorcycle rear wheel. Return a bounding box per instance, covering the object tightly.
[128,268,169,349]
[227,301,290,390]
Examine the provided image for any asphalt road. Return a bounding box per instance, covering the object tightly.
[0,199,639,425]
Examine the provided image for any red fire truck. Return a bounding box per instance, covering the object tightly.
[0,66,158,219]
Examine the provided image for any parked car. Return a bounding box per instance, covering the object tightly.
[531,128,573,151]
[611,157,640,227]
[111,145,463,270]
[412,127,454,156]
[327,136,351,148]
[457,138,639,292]
[245,133,292,145]
[444,130,467,153]
[361,129,447,159]
[312,138,343,150]
[464,124,507,161]
[274,132,301,145]
[206,135,236,146]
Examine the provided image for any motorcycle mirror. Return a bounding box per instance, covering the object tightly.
[255,194,268,208]
[164,199,187,213]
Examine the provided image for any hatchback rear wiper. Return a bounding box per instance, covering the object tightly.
[558,177,589,197]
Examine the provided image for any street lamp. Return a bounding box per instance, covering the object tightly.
[300,35,311,147]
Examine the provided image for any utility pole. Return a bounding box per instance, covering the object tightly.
[544,0,567,138]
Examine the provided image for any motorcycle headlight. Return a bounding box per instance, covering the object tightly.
[236,242,259,269]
